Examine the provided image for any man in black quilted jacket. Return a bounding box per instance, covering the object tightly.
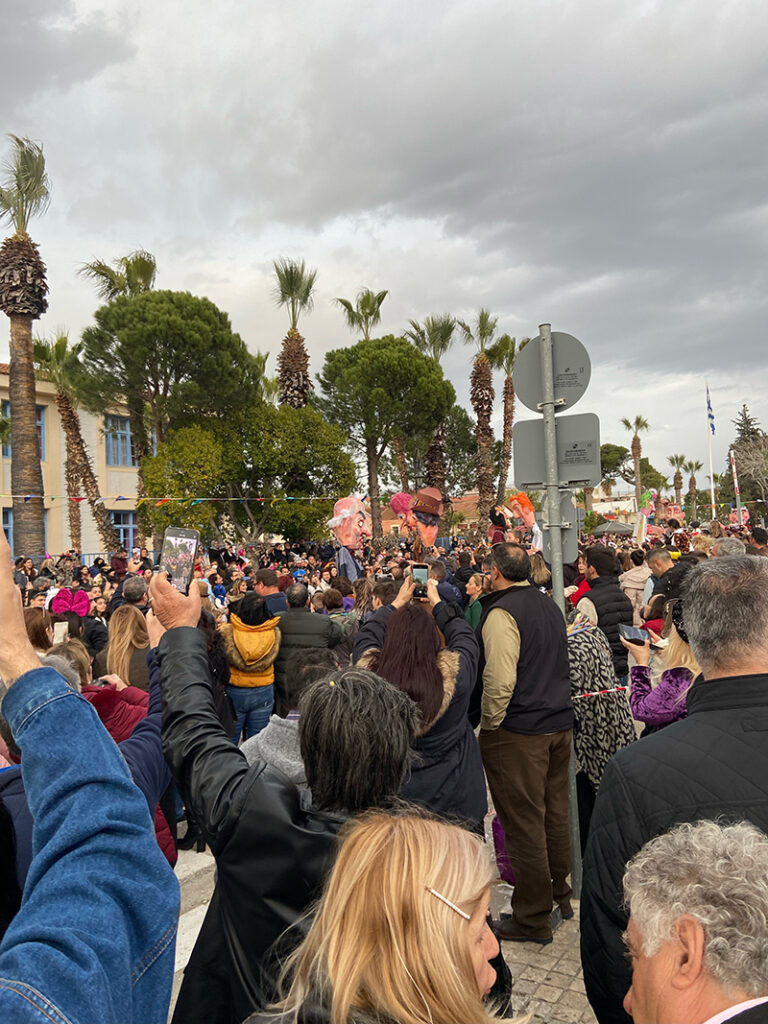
[581,556,768,1024]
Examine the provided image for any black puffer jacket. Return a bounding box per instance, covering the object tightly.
[158,629,345,1024]
[582,575,633,676]
[580,673,768,1024]
[354,601,487,833]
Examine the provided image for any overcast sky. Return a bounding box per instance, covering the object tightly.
[3,0,768,495]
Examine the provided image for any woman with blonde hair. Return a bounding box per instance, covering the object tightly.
[250,813,516,1024]
[464,573,486,629]
[620,598,699,730]
[92,604,151,690]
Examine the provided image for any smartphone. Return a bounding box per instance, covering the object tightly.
[53,620,69,644]
[411,562,429,598]
[619,623,649,646]
[161,527,200,593]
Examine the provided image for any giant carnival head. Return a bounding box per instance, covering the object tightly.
[410,487,444,549]
[328,496,371,550]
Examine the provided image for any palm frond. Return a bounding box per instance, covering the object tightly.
[272,258,318,330]
[0,134,51,235]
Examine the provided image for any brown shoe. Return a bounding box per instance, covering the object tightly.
[492,916,553,945]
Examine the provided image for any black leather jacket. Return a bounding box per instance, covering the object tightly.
[158,628,345,1024]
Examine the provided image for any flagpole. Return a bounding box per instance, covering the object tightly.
[706,382,716,522]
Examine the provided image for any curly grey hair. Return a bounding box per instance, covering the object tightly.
[623,820,768,997]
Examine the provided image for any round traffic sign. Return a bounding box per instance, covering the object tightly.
[513,331,591,413]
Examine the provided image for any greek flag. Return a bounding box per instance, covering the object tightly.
[706,385,715,435]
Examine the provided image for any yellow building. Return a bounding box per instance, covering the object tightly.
[0,362,140,557]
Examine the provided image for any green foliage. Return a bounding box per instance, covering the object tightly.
[457,308,499,353]
[78,249,157,302]
[600,443,631,483]
[78,290,265,444]
[142,425,223,534]
[335,288,388,341]
[142,406,356,543]
[638,458,668,494]
[317,336,455,458]
[219,404,357,542]
[403,314,457,362]
[0,415,9,445]
[272,258,317,331]
[583,511,599,532]
[0,134,50,235]
[380,404,476,494]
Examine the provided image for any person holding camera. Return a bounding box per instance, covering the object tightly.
[353,574,487,834]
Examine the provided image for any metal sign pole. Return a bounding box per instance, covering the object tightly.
[539,324,565,618]
[538,322,582,898]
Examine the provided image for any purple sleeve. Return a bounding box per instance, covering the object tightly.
[629,666,692,726]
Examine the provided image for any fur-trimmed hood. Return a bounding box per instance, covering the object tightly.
[220,617,281,675]
[356,647,460,736]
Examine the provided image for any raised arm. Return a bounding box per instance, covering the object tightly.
[0,525,178,1024]
[149,577,252,854]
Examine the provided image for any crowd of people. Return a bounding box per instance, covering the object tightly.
[2,509,768,1024]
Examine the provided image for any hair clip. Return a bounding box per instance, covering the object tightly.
[426,886,470,920]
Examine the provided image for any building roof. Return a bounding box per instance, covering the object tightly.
[0,363,9,375]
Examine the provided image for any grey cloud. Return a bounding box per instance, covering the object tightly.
[0,0,134,122]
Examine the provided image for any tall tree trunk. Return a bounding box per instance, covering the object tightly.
[392,435,409,492]
[278,327,312,408]
[689,479,697,521]
[129,405,151,548]
[632,435,643,510]
[674,471,682,508]
[55,392,120,551]
[65,444,82,552]
[9,314,45,556]
[495,374,515,503]
[424,421,447,494]
[366,438,383,540]
[471,354,495,523]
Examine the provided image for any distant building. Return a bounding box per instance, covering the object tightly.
[0,363,139,556]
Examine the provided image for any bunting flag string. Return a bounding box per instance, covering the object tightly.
[1,491,765,510]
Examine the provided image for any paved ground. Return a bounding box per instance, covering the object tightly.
[173,834,598,1023]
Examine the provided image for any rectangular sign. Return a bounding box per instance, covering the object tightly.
[512,412,601,489]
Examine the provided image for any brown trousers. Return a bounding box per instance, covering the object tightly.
[480,727,572,936]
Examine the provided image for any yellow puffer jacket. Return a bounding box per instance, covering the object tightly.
[219,613,282,688]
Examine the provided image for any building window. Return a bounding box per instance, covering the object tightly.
[1,401,46,460]
[2,508,11,551]
[2,507,47,557]
[105,415,136,467]
[110,510,138,551]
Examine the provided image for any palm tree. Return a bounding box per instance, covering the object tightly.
[33,333,120,552]
[684,459,703,521]
[621,415,650,512]
[78,249,157,300]
[458,309,499,521]
[0,134,50,556]
[273,258,317,408]
[667,454,687,507]
[335,288,388,341]
[488,333,530,503]
[404,314,457,494]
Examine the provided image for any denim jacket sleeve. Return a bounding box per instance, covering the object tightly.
[0,666,179,1024]
[158,627,252,854]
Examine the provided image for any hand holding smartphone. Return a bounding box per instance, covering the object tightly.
[411,563,429,599]
[161,528,200,593]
